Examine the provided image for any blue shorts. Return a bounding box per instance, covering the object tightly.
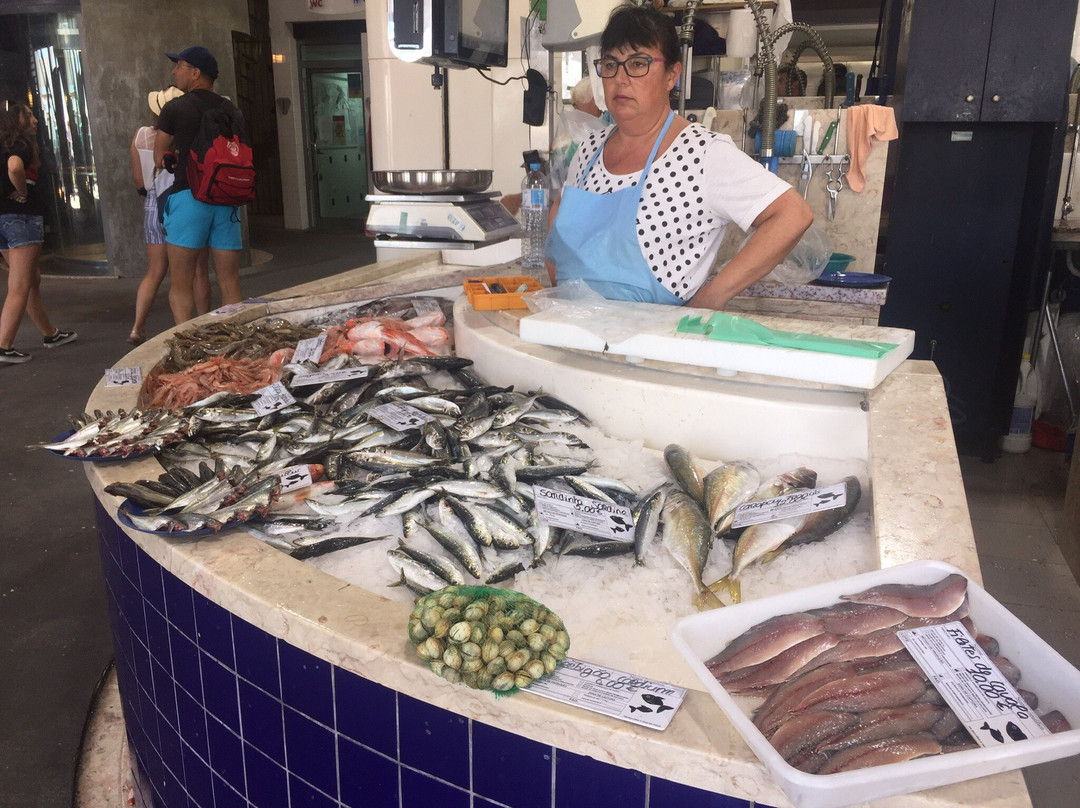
[0,213,44,250]
[162,189,242,250]
[144,193,166,245]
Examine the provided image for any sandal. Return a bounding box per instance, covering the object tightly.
[128,331,145,346]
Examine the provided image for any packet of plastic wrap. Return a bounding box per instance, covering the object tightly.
[522,280,680,346]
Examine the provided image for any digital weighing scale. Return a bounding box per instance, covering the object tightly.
[365,191,521,249]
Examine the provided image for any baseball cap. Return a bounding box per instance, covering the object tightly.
[165,46,218,79]
[147,86,184,116]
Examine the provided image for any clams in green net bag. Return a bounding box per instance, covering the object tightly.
[407,585,570,693]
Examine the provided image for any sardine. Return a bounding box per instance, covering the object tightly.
[563,539,636,558]
[485,560,526,584]
[423,522,484,579]
[289,534,391,560]
[632,487,665,566]
[387,548,450,593]
[393,541,466,586]
[662,489,722,609]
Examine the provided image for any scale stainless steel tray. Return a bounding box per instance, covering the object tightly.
[372,169,493,194]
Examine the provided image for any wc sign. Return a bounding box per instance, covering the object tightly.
[307,0,363,13]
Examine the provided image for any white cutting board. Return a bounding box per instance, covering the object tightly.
[517,305,915,390]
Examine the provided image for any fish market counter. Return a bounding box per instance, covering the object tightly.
[81,253,1032,808]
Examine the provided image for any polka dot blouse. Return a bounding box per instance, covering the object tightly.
[566,122,790,299]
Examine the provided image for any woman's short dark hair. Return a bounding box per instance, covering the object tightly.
[601,4,680,67]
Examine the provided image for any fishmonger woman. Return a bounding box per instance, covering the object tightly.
[546,5,813,309]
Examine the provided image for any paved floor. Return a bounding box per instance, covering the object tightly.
[2,220,1078,807]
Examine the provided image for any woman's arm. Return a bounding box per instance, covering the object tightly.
[545,195,561,285]
[688,189,813,310]
[6,154,28,202]
[153,129,175,170]
[131,132,145,189]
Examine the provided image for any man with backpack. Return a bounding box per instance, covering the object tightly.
[154,46,253,324]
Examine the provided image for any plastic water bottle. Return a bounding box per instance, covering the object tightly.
[1001,353,1039,454]
[520,156,550,270]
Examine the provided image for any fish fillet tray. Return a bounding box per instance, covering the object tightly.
[670,560,1080,808]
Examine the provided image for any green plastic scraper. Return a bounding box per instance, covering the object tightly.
[677,313,897,359]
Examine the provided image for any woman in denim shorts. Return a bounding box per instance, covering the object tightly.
[0,102,77,363]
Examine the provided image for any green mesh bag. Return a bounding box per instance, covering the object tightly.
[406,585,570,694]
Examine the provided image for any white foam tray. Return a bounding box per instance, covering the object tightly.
[517,306,914,390]
[671,560,1080,808]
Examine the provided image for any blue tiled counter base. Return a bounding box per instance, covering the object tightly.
[96,501,766,808]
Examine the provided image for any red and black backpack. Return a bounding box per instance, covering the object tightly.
[185,94,256,206]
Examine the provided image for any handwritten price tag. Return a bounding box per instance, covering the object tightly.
[532,485,634,541]
[293,334,327,364]
[252,382,296,415]
[525,657,685,731]
[899,621,1050,748]
[105,366,143,387]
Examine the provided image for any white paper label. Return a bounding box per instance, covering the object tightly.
[368,402,435,430]
[293,334,327,364]
[525,657,685,731]
[898,621,1050,748]
[277,465,314,493]
[105,366,143,387]
[252,382,296,416]
[288,365,372,387]
[731,481,848,529]
[532,485,634,540]
[411,297,441,315]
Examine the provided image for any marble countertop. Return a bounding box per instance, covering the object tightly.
[741,280,889,305]
[78,254,1030,808]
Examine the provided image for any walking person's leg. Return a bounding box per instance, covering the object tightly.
[194,247,212,315]
[131,242,168,342]
[0,243,40,350]
[166,242,200,324]
[211,247,242,306]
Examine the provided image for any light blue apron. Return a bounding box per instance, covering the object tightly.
[546,111,683,305]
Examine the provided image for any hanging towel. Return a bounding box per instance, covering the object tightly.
[845,105,898,192]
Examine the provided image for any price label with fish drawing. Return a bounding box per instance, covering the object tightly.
[252,382,296,415]
[731,481,848,529]
[532,485,635,540]
[898,621,1051,747]
[524,656,686,730]
[293,334,327,364]
[277,464,313,493]
[369,402,436,430]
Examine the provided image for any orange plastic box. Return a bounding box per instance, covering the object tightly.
[464,276,543,310]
